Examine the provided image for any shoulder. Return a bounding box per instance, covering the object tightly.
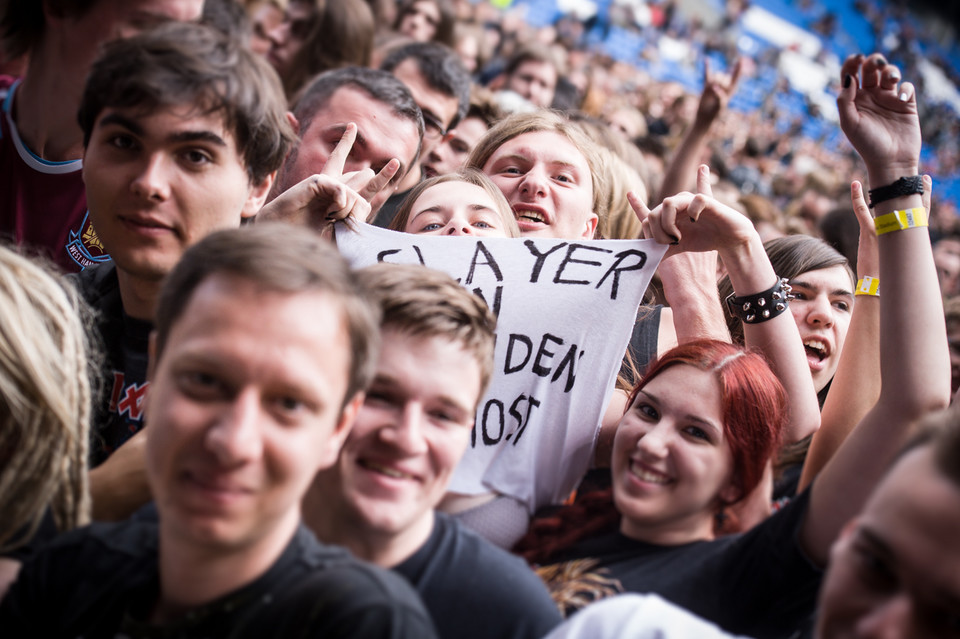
[277,532,439,639]
[404,514,562,639]
[67,261,119,309]
[0,520,158,632]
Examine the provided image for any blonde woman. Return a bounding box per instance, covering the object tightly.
[0,246,96,599]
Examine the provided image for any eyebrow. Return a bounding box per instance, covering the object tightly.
[635,389,723,437]
[492,152,580,171]
[789,279,854,299]
[859,525,960,611]
[97,112,228,148]
[414,204,497,215]
[372,373,471,416]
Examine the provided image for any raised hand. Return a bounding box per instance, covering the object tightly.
[836,54,920,186]
[631,165,756,256]
[257,123,399,228]
[695,57,744,128]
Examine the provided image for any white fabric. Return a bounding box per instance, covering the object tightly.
[336,223,665,512]
[544,594,753,639]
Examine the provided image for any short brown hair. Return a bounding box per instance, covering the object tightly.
[388,168,520,237]
[356,263,497,405]
[78,21,294,186]
[154,224,381,410]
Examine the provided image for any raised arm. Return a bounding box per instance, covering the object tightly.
[634,168,821,445]
[657,58,743,200]
[633,167,733,348]
[797,179,881,491]
[801,54,951,565]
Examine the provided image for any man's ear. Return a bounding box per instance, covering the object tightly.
[582,212,599,239]
[286,111,300,136]
[316,391,364,469]
[242,170,277,218]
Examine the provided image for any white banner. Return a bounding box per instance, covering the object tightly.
[336,223,667,512]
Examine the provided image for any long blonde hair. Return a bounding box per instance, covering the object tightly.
[0,247,96,550]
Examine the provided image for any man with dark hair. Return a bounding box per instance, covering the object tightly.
[371,41,472,228]
[0,224,438,639]
[304,263,562,639]
[269,66,424,218]
[72,20,295,519]
[0,0,203,272]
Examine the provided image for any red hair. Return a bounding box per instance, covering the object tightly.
[515,340,785,563]
[627,340,785,504]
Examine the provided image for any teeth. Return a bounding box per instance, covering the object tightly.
[630,462,670,485]
[516,210,545,223]
[803,340,826,353]
[362,460,412,480]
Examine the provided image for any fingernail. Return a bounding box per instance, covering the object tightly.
[843,74,851,88]
[899,91,908,101]
[668,235,680,245]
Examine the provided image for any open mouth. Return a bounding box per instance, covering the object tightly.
[803,338,830,363]
[513,206,549,226]
[359,459,415,481]
[803,340,826,362]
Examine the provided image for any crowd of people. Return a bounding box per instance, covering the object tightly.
[0,0,958,638]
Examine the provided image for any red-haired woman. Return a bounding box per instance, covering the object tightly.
[518,54,950,639]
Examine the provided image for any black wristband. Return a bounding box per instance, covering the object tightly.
[868,175,923,209]
[725,278,793,324]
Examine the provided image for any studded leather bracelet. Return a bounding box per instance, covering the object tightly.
[724,277,793,324]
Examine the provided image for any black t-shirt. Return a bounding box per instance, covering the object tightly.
[394,513,561,639]
[0,520,438,639]
[69,261,152,466]
[538,489,821,639]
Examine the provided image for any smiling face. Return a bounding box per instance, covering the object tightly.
[816,447,960,639]
[404,181,510,238]
[145,274,358,551]
[316,329,481,544]
[482,130,597,240]
[613,365,738,545]
[82,104,271,284]
[788,265,854,392]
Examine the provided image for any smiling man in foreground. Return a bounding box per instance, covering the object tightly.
[0,225,437,637]
[303,263,562,639]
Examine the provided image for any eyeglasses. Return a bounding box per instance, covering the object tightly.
[422,113,447,140]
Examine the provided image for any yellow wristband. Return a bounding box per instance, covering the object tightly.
[874,207,928,235]
[855,276,879,296]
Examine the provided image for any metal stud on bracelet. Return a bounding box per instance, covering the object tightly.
[725,277,793,324]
